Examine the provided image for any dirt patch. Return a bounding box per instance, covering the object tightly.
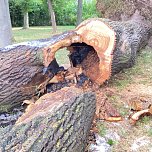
[90,49,152,152]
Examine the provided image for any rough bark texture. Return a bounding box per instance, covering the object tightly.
[96,0,152,25]
[0,45,44,112]
[100,18,152,74]
[0,87,96,152]
[0,32,75,112]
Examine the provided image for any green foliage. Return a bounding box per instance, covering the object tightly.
[53,0,77,25]
[14,0,43,13]
[107,139,115,146]
[83,0,100,20]
[148,128,152,136]
[9,0,99,26]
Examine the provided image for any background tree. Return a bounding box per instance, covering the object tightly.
[15,0,43,29]
[47,0,57,33]
[0,0,12,47]
[9,0,99,27]
[77,0,83,26]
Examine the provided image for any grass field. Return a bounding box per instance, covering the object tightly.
[12,26,74,65]
[12,26,75,43]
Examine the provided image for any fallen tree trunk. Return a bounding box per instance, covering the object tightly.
[0,17,151,151]
[0,33,75,112]
[0,87,96,152]
[0,17,151,112]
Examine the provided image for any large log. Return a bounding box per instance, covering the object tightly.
[0,17,151,151]
[0,87,96,152]
[0,17,151,112]
[0,32,76,112]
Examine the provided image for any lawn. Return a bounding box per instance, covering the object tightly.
[12,26,74,65]
[12,26,75,43]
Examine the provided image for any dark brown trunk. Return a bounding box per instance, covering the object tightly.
[47,0,57,33]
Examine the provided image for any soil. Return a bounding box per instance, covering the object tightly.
[88,49,152,152]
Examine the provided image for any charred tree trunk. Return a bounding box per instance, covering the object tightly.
[0,87,96,152]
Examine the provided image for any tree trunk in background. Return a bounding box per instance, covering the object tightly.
[23,12,29,29]
[77,0,83,26]
[47,0,57,33]
[0,0,12,47]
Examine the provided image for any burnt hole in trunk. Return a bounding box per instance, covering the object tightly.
[44,43,99,93]
[69,43,93,67]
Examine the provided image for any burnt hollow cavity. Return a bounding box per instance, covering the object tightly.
[45,42,100,93]
[0,43,100,127]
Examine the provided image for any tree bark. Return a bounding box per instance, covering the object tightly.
[47,0,57,33]
[0,31,78,112]
[23,12,29,29]
[0,0,12,47]
[0,87,96,152]
[77,0,83,26]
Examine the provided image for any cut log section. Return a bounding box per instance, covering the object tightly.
[43,19,116,84]
[0,87,96,152]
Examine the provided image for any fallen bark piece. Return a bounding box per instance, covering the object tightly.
[105,116,122,122]
[0,87,96,152]
[95,91,122,122]
[130,105,152,125]
[129,96,151,111]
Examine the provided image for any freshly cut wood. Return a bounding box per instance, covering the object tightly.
[0,87,96,152]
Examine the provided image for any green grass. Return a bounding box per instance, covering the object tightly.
[148,128,152,136]
[107,49,152,90]
[12,26,74,65]
[12,26,75,43]
[107,139,115,146]
[97,122,107,136]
